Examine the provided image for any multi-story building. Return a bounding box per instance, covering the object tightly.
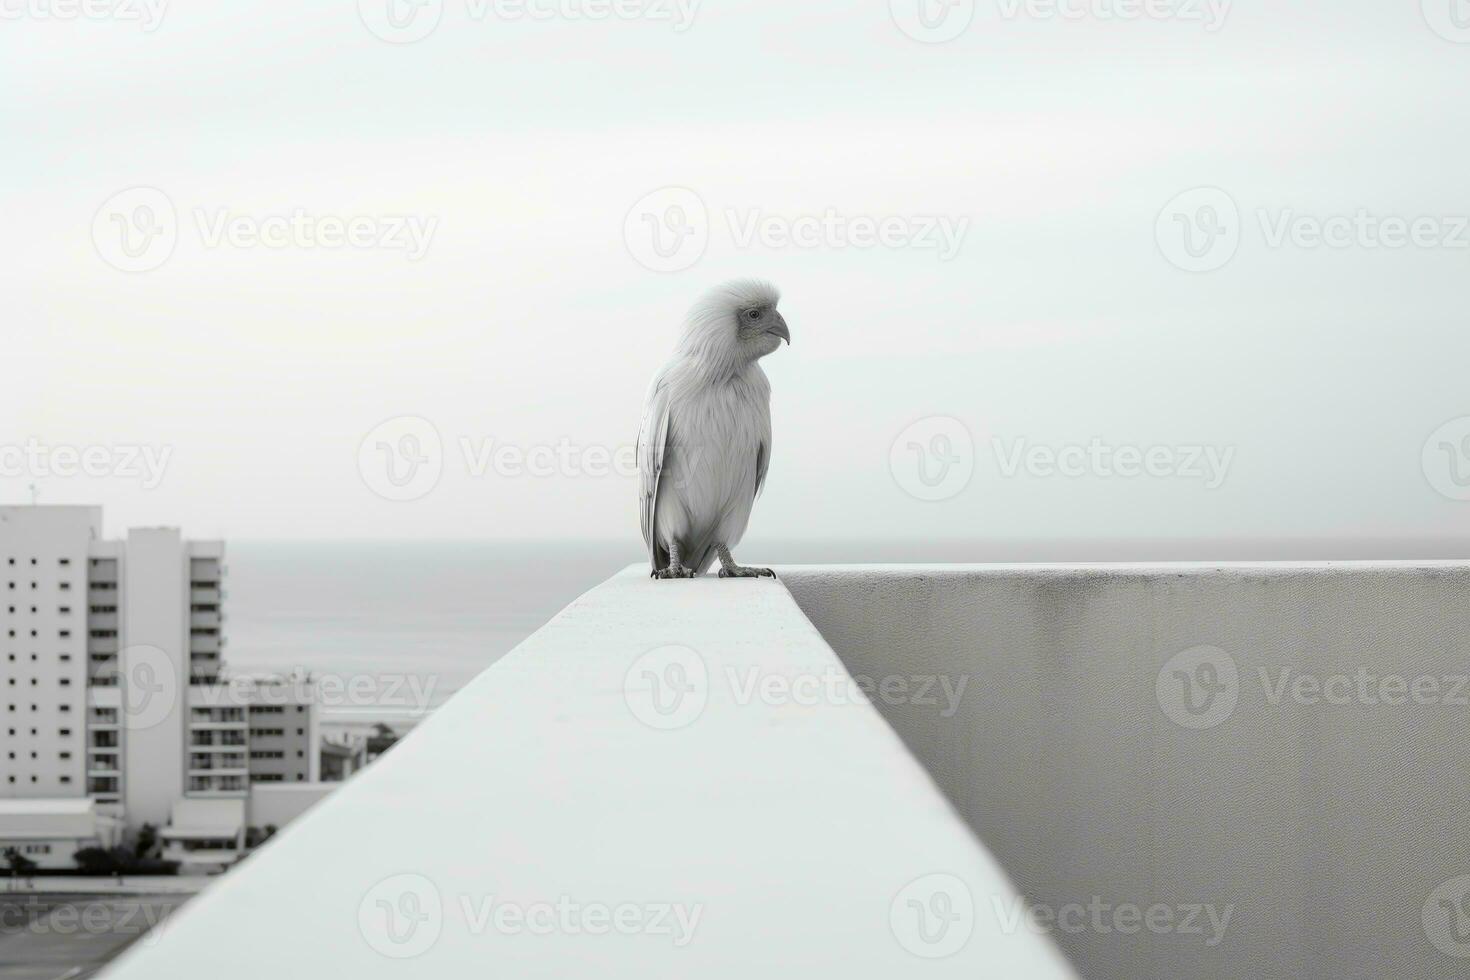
[0,506,321,847]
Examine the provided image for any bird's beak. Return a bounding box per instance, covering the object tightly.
[766,314,791,346]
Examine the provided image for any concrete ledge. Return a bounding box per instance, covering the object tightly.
[780,562,1470,980]
[102,567,1073,978]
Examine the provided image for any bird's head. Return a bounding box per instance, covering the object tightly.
[677,279,790,373]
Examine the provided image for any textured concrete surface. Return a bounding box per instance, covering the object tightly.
[781,562,1470,980]
[101,567,1073,979]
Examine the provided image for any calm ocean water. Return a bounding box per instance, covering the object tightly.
[224,536,1467,728]
[224,541,640,727]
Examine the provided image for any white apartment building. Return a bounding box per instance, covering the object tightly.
[0,798,123,871]
[0,506,321,847]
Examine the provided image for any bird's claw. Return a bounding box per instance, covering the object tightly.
[653,565,698,580]
[718,566,776,579]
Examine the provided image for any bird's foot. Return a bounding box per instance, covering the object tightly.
[718,564,776,579]
[653,564,698,580]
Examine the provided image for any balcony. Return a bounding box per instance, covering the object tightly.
[102,562,1470,980]
[190,634,221,654]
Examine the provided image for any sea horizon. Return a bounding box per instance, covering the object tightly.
[226,535,1470,728]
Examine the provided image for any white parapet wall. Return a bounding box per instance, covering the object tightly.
[780,562,1470,980]
[102,567,1074,979]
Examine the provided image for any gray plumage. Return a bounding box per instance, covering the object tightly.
[637,280,790,579]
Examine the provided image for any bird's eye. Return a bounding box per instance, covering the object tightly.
[744,309,762,322]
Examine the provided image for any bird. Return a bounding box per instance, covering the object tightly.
[637,280,790,579]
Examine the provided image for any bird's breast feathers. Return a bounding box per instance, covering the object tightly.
[651,362,770,502]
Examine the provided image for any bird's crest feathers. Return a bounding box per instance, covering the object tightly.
[675,279,781,371]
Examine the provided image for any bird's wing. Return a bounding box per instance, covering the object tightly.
[637,374,674,568]
[754,437,770,498]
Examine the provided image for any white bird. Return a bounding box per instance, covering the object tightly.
[637,280,790,579]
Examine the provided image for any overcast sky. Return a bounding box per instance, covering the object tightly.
[3,1,1468,544]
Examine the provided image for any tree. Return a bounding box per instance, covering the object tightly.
[134,823,158,859]
[74,845,179,877]
[74,846,127,875]
[3,847,37,879]
[367,722,399,760]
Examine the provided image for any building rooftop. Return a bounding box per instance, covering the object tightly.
[0,798,98,816]
[101,560,1470,979]
[101,565,1073,979]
